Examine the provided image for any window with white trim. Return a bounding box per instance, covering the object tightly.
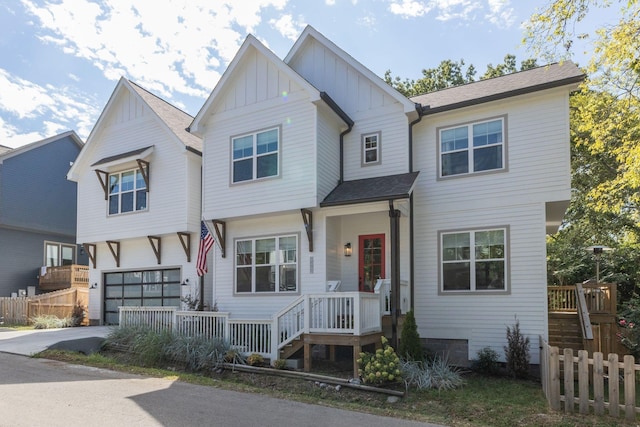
[362,132,381,165]
[232,127,279,183]
[439,117,505,177]
[44,241,76,267]
[108,168,147,215]
[440,228,507,292]
[235,235,297,293]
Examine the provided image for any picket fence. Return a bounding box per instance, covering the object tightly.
[540,336,640,422]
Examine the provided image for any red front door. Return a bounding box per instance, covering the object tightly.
[358,234,385,292]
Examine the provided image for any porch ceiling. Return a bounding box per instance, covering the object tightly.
[320,172,419,207]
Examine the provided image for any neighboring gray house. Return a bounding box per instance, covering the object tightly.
[0,131,87,296]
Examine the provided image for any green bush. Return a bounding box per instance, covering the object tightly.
[400,355,464,390]
[31,315,74,329]
[246,353,264,366]
[399,310,424,361]
[473,346,500,375]
[357,336,402,385]
[504,319,530,379]
[273,359,287,370]
[617,295,640,358]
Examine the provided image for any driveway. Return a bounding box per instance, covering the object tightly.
[0,352,443,427]
[0,326,112,356]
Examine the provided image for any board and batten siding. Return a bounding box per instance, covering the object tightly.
[202,95,319,220]
[76,116,200,244]
[410,88,572,364]
[210,212,328,320]
[287,38,397,115]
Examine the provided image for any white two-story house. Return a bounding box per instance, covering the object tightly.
[67,78,203,324]
[77,26,583,368]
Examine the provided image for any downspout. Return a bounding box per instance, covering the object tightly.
[339,124,353,184]
[408,104,425,312]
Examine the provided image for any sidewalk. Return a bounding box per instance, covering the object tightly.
[0,326,112,356]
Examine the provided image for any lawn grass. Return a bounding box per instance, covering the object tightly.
[36,349,630,426]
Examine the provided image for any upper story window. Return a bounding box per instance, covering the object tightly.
[439,117,506,178]
[108,168,147,215]
[362,132,381,166]
[440,227,508,293]
[45,241,76,267]
[235,234,298,293]
[232,127,279,183]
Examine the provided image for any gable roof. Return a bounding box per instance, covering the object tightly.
[411,61,585,114]
[0,130,83,164]
[0,145,13,155]
[68,78,201,180]
[285,26,418,115]
[190,34,322,136]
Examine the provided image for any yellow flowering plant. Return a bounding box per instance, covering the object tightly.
[357,336,402,385]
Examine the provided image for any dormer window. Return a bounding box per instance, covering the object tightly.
[232,127,279,183]
[362,132,381,166]
[108,168,147,215]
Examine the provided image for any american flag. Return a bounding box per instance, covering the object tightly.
[196,221,214,277]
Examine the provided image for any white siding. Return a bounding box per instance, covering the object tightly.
[202,95,319,220]
[411,88,572,364]
[316,106,341,203]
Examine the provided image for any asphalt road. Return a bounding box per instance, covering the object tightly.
[0,352,442,427]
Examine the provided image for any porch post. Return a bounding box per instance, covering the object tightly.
[389,201,401,349]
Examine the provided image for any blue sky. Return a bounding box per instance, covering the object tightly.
[0,0,616,148]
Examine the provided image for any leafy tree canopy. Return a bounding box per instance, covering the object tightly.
[384,54,537,97]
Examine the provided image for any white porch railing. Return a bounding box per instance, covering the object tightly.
[375,279,410,315]
[118,291,384,361]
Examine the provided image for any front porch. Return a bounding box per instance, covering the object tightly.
[118,287,400,378]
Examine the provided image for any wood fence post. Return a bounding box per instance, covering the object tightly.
[608,353,619,417]
[624,355,635,422]
[564,348,574,413]
[593,352,604,415]
[549,346,561,411]
[578,350,590,414]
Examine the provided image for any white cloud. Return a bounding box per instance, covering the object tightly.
[270,14,305,41]
[485,0,515,28]
[388,0,432,18]
[21,0,291,101]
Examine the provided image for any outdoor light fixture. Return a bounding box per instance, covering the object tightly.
[89,283,97,289]
[585,245,613,283]
[181,278,190,286]
[344,242,352,257]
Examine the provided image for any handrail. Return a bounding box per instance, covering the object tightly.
[548,283,616,315]
[575,283,594,340]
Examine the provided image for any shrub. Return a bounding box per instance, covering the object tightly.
[273,359,287,370]
[357,336,402,385]
[400,355,464,391]
[473,347,500,375]
[504,319,530,379]
[617,295,640,358]
[71,303,86,327]
[399,310,424,361]
[31,315,74,329]
[246,353,264,366]
[164,334,230,371]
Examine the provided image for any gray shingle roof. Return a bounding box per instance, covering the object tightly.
[128,81,202,153]
[91,146,153,167]
[410,61,585,114]
[320,172,419,207]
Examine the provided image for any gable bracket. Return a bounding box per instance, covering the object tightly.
[106,240,120,268]
[148,236,161,265]
[136,159,150,191]
[212,220,226,258]
[83,243,97,269]
[95,169,109,201]
[301,208,313,252]
[177,232,191,262]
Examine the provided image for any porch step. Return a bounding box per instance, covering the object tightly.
[279,337,304,360]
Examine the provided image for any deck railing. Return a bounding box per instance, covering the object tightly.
[39,264,89,290]
[119,291,383,360]
[548,283,616,315]
[376,279,410,315]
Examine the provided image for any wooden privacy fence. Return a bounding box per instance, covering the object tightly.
[0,288,88,325]
[540,336,639,422]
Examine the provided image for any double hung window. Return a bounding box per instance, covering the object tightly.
[232,127,279,183]
[439,117,505,177]
[362,132,381,165]
[236,235,297,293]
[108,168,147,215]
[440,228,507,292]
